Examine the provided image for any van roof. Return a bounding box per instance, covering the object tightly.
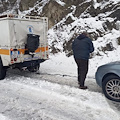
[0,14,47,20]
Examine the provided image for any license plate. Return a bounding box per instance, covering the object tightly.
[11,51,20,58]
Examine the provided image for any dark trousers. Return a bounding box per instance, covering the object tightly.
[75,59,88,86]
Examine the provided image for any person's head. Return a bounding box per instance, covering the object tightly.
[81,32,88,37]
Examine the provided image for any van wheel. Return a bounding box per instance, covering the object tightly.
[28,64,40,72]
[0,58,6,80]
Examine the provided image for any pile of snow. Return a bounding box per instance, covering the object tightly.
[43,28,120,78]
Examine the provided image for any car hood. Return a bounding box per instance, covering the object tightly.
[97,61,120,69]
[106,61,120,65]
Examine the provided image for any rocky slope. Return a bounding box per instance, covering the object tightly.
[0,0,120,57]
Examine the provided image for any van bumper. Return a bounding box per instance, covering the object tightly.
[12,59,45,68]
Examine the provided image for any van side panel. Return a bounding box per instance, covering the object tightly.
[0,20,11,66]
[9,19,45,47]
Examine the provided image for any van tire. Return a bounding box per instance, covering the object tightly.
[28,64,40,72]
[0,58,6,80]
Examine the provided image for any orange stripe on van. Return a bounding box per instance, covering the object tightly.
[18,46,48,54]
[19,47,49,53]
[0,49,10,55]
[0,46,48,55]
[35,46,48,52]
[18,49,26,54]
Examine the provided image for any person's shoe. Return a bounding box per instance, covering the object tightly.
[79,86,88,90]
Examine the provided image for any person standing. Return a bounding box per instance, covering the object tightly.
[72,32,94,89]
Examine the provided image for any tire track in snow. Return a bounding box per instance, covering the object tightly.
[6,69,120,114]
[7,69,102,93]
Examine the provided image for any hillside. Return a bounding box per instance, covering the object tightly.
[0,0,120,60]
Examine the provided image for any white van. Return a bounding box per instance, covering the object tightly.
[0,14,49,79]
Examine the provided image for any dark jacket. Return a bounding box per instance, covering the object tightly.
[72,34,94,60]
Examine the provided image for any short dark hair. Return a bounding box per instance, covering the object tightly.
[81,32,88,36]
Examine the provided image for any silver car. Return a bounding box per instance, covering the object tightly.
[95,61,120,102]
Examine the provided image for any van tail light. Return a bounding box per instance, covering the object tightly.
[14,58,17,61]
[10,48,20,62]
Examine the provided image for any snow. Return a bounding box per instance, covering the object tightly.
[22,0,50,15]
[93,0,101,9]
[93,0,120,9]
[0,0,120,119]
[42,28,120,78]
[41,53,77,76]
[0,50,119,119]
[0,114,9,120]
[54,0,65,6]
[0,72,119,120]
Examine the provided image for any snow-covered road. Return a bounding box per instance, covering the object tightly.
[0,70,119,120]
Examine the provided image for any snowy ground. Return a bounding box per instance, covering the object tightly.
[0,54,120,120]
[0,0,120,119]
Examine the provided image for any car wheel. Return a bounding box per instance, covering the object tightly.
[102,75,120,102]
[0,58,6,80]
